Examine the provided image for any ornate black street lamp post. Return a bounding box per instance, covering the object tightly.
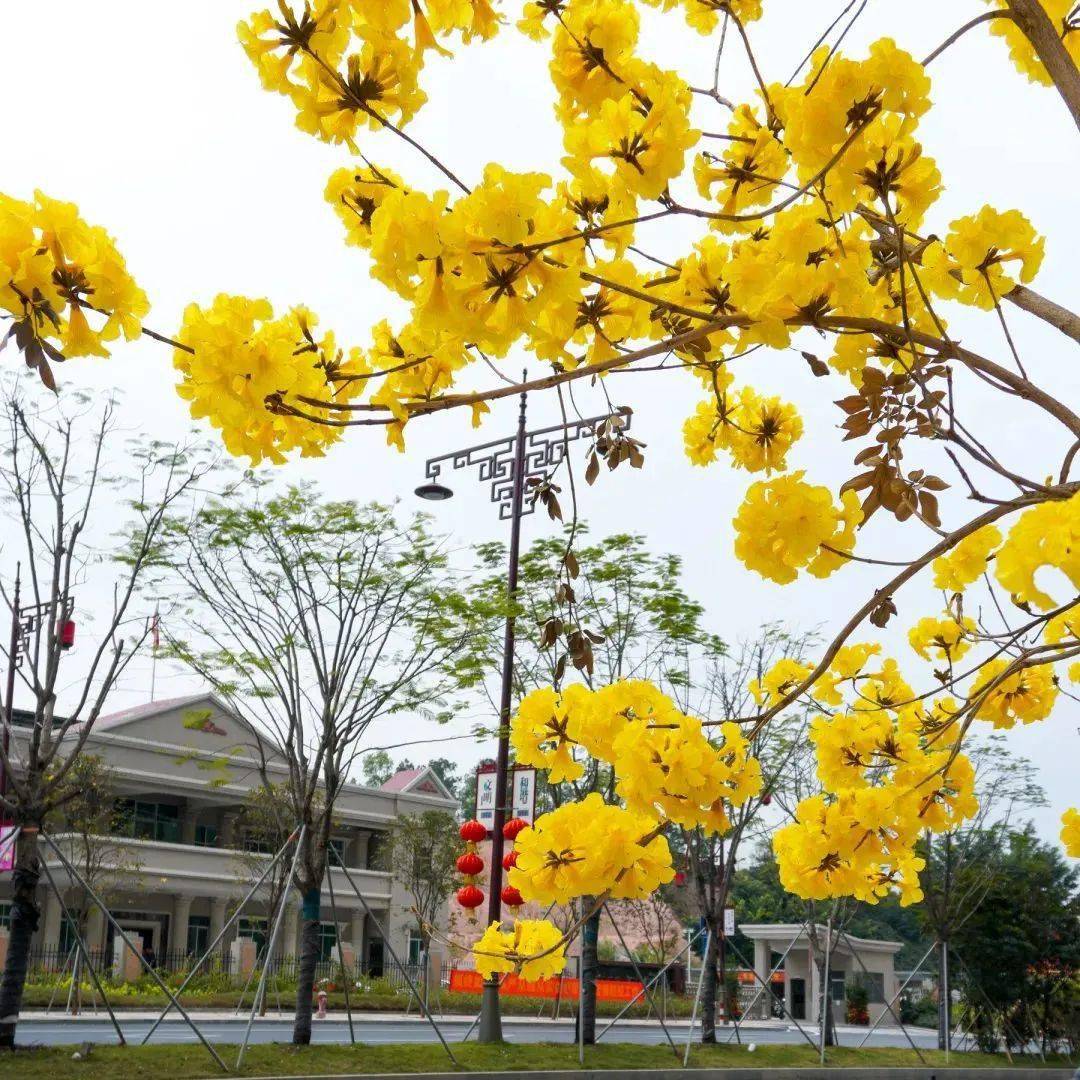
[416,389,629,1042]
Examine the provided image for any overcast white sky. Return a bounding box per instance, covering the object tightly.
[2,1,1077,847]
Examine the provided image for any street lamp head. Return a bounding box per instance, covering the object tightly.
[414,481,454,502]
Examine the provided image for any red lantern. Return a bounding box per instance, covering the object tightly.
[459,819,487,848]
[456,884,484,920]
[761,792,772,806]
[502,817,529,842]
[500,885,524,911]
[674,871,686,887]
[456,851,484,881]
[502,849,518,871]
[59,619,76,651]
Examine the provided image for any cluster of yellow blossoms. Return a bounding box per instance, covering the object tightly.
[767,643,979,906]
[173,296,365,463]
[510,680,761,831]
[238,0,498,145]
[1063,809,1080,859]
[472,918,567,981]
[768,486,1080,898]
[984,0,1080,87]
[1,190,147,375]
[469,679,761,973]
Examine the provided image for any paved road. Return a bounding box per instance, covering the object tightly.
[16,1015,943,1049]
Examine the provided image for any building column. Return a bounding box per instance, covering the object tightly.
[172,895,192,957]
[351,832,369,869]
[753,938,771,1019]
[210,897,227,947]
[180,809,197,845]
[350,911,365,957]
[41,888,64,952]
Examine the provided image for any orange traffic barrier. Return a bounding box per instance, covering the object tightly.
[448,968,644,1001]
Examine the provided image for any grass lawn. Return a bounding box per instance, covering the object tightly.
[0,1041,1071,1077]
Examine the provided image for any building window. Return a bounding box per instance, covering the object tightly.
[187,916,210,956]
[238,917,268,952]
[114,799,180,843]
[853,971,885,1003]
[829,972,846,1003]
[194,824,218,848]
[59,915,80,956]
[241,835,273,854]
[318,922,338,962]
[407,931,424,966]
[327,837,347,868]
[0,903,11,930]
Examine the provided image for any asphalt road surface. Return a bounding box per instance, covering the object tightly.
[15,1015,943,1049]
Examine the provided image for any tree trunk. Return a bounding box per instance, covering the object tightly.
[815,954,837,1047]
[701,915,719,1043]
[579,902,600,1044]
[291,887,321,1045]
[0,831,42,1048]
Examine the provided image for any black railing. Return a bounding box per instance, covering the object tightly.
[26,945,425,988]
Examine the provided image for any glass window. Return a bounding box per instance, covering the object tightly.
[187,915,210,957]
[0,903,11,930]
[58,914,81,956]
[829,972,846,1003]
[114,799,181,843]
[238,917,268,953]
[194,824,218,848]
[407,931,424,965]
[327,837,347,867]
[242,834,273,854]
[318,922,338,962]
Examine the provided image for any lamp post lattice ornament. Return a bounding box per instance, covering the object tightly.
[416,390,632,1042]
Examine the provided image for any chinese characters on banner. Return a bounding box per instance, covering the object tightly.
[475,764,536,833]
[476,769,496,832]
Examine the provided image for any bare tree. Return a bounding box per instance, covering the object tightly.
[0,387,207,1046]
[606,891,683,966]
[158,485,484,1044]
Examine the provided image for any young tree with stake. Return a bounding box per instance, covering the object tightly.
[157,487,484,1045]
[0,389,206,1047]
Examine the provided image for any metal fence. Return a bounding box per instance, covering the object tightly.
[28,945,425,988]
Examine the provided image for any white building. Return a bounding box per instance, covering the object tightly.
[0,693,457,974]
[741,922,902,1025]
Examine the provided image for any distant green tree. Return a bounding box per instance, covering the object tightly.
[360,750,394,788]
[951,825,1080,1053]
[916,737,1047,1048]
